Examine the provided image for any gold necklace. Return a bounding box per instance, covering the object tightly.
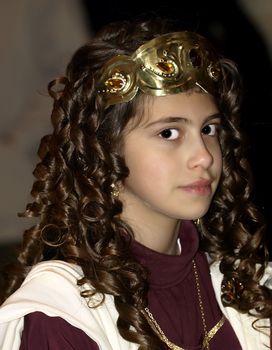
[142,259,225,350]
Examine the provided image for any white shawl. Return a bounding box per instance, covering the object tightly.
[0,260,271,350]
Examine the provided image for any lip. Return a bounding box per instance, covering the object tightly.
[179,179,212,195]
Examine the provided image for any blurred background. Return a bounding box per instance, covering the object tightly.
[1,0,272,273]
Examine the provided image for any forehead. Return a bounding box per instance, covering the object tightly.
[129,90,219,130]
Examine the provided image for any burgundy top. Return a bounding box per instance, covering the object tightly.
[20,221,242,349]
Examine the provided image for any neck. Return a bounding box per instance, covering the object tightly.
[121,209,181,255]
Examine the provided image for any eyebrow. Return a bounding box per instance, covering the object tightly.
[143,113,222,128]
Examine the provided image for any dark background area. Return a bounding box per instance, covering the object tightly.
[0,0,271,278]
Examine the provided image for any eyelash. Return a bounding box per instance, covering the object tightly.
[159,124,220,141]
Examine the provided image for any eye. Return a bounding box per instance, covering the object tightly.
[201,124,218,136]
[159,128,180,140]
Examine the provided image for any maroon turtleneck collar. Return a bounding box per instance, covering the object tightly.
[130,220,199,288]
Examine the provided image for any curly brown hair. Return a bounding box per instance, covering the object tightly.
[2,18,271,348]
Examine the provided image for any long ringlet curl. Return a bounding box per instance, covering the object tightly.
[201,59,272,321]
[2,18,271,348]
[2,19,174,349]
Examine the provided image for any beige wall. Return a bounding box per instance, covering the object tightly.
[0,0,89,243]
[238,0,272,61]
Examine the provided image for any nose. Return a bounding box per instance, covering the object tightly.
[187,138,213,170]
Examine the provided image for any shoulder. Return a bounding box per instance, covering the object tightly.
[208,259,271,350]
[23,260,84,285]
[0,261,86,328]
[209,259,272,287]
[1,260,105,319]
[4,260,88,311]
[0,260,123,349]
[20,311,99,350]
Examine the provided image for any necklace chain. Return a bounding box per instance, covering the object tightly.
[142,259,225,349]
[143,307,184,350]
[192,259,209,349]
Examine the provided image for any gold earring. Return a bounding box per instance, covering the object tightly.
[110,183,120,198]
[194,218,203,233]
[194,218,201,226]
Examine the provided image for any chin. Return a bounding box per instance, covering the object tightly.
[178,208,210,221]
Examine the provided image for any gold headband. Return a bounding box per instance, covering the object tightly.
[97,31,221,107]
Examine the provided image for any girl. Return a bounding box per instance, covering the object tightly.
[0,18,271,350]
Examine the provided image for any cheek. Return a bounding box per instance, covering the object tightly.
[211,143,223,189]
[215,144,223,170]
[207,140,222,169]
[125,151,172,189]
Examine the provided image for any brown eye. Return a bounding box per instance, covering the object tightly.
[202,124,217,136]
[159,128,179,140]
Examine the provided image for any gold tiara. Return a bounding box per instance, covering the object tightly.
[97,31,221,107]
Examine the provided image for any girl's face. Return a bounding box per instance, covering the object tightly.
[120,91,223,224]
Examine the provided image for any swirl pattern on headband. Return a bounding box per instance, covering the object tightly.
[97,32,222,107]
